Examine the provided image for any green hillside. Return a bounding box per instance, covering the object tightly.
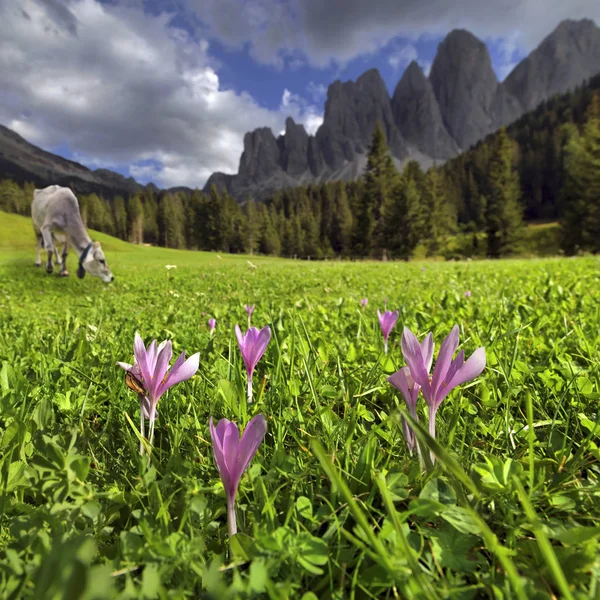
[0,211,289,269]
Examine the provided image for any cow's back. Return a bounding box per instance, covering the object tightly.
[32,186,80,230]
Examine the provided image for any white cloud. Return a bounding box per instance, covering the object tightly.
[388,44,418,70]
[307,81,327,102]
[186,0,600,69]
[279,88,323,135]
[0,0,321,189]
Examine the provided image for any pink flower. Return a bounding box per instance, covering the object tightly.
[464,291,472,298]
[117,332,200,454]
[208,318,216,334]
[399,325,485,460]
[377,309,399,354]
[210,415,267,537]
[235,325,271,402]
[360,298,368,307]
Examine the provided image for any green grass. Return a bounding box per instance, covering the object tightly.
[1,212,600,599]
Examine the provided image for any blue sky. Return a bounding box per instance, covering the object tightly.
[0,0,597,189]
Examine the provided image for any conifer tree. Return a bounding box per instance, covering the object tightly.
[423,168,455,257]
[330,181,353,255]
[127,194,144,244]
[353,121,398,257]
[113,195,127,240]
[382,174,421,260]
[485,127,524,257]
[560,95,600,253]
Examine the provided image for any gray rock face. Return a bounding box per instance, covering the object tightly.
[429,29,506,150]
[237,128,282,184]
[391,61,459,159]
[279,117,309,177]
[504,19,600,112]
[316,68,408,170]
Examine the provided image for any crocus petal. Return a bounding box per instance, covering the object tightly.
[401,327,431,393]
[134,332,152,385]
[250,326,271,370]
[221,422,240,496]
[210,417,234,495]
[444,348,486,396]
[146,339,158,373]
[421,333,435,373]
[163,352,200,392]
[151,340,173,398]
[431,325,460,398]
[388,366,419,411]
[235,324,244,348]
[233,415,267,486]
[117,361,133,371]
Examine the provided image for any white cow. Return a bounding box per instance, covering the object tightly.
[32,185,114,283]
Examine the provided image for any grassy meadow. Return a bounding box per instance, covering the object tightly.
[1,211,599,599]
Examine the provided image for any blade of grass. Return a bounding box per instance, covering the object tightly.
[513,477,574,600]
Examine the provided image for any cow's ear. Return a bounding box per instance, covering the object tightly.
[77,265,86,279]
[93,241,100,249]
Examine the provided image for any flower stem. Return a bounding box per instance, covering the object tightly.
[139,410,145,456]
[428,405,437,464]
[148,418,156,454]
[247,376,253,403]
[384,340,388,355]
[227,493,237,538]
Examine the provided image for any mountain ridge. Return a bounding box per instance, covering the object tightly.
[0,18,599,202]
[204,17,600,200]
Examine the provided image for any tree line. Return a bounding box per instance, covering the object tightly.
[1,80,599,259]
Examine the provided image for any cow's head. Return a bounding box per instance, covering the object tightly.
[78,241,114,282]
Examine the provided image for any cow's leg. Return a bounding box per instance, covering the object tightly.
[41,227,55,274]
[60,239,69,276]
[35,232,43,267]
[52,234,62,269]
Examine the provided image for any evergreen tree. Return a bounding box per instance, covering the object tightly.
[142,193,160,245]
[560,96,600,253]
[382,175,421,260]
[242,199,261,254]
[113,196,128,240]
[423,168,455,257]
[485,127,524,257]
[127,194,144,244]
[330,181,353,255]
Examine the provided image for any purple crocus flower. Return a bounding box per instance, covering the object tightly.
[117,332,200,454]
[388,332,433,454]
[210,414,267,538]
[235,325,271,402]
[401,325,485,459]
[245,304,255,327]
[360,298,368,307]
[377,309,399,354]
[208,318,216,334]
[464,291,472,298]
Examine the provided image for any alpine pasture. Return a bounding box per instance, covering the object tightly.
[1,211,599,599]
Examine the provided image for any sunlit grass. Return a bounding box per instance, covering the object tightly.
[0,218,599,599]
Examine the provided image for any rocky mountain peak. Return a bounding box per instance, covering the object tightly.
[429,28,502,149]
[392,61,459,159]
[237,127,281,183]
[317,67,407,170]
[504,18,600,112]
[280,117,310,177]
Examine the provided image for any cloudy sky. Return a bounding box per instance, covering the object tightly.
[1,0,599,189]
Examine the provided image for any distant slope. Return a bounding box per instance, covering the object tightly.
[0,211,288,267]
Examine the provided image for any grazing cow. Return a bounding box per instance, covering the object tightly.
[32,185,114,283]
